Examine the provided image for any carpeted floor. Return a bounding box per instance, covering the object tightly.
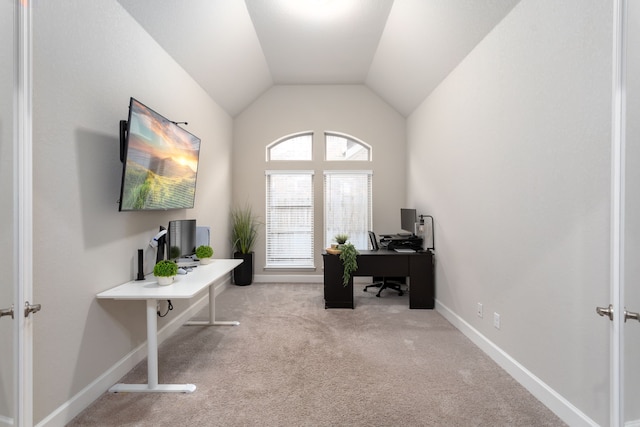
[68,282,566,426]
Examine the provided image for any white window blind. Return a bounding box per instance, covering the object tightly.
[324,171,372,250]
[265,171,314,268]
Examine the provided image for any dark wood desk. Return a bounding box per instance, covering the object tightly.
[322,249,434,309]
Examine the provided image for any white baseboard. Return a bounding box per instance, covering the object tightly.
[254,274,323,283]
[0,414,12,426]
[435,299,598,427]
[254,274,374,284]
[36,280,232,427]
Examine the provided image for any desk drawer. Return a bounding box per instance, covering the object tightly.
[356,255,408,276]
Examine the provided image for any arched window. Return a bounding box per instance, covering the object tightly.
[265,132,314,268]
[265,131,375,269]
[325,132,371,161]
[266,132,313,161]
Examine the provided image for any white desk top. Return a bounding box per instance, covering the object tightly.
[96,259,242,300]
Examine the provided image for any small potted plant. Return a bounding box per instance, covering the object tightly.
[196,245,214,264]
[327,233,349,255]
[334,234,349,248]
[153,260,178,286]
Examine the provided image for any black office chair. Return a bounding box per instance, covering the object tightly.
[363,231,405,297]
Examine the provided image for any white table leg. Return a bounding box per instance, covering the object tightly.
[108,299,196,393]
[185,284,239,326]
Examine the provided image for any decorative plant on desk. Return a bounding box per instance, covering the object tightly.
[339,242,359,286]
[196,245,214,264]
[334,233,349,248]
[153,260,178,286]
[231,204,261,285]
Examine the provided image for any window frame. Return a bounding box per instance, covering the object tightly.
[265,131,313,161]
[323,170,373,251]
[324,131,372,161]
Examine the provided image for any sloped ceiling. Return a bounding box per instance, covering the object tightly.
[118,0,521,117]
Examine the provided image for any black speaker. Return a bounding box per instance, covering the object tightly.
[136,249,145,280]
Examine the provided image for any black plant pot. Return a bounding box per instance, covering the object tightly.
[233,252,254,286]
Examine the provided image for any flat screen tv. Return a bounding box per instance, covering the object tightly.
[118,98,201,211]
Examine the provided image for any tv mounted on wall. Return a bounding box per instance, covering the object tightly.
[118,98,201,211]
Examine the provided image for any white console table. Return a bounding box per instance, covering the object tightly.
[96,258,242,393]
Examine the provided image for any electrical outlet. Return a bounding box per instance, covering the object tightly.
[493,312,501,329]
[477,303,483,318]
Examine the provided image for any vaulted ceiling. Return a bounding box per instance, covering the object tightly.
[118,0,521,117]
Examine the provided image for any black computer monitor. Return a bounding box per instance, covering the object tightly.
[167,219,196,261]
[400,208,417,234]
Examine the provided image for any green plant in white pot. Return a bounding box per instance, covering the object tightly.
[196,245,214,264]
[153,260,178,286]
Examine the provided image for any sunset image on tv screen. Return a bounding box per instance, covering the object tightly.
[119,99,201,211]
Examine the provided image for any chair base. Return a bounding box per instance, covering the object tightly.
[363,279,404,297]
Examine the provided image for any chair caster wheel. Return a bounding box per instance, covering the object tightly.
[399,292,404,296]
[376,294,381,298]
[363,289,367,292]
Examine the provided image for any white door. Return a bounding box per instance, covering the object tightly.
[1,1,35,426]
[624,1,640,425]
[0,1,17,425]
[606,1,640,425]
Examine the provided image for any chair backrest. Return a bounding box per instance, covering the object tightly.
[368,231,379,250]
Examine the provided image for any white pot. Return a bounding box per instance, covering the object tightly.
[199,257,214,265]
[156,275,175,286]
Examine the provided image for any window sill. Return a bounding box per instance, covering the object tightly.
[264,266,316,272]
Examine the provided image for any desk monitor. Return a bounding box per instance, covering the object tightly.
[368,231,379,250]
[167,219,196,261]
[400,208,417,235]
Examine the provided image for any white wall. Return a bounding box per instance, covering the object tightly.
[233,85,406,278]
[407,0,612,424]
[32,1,233,423]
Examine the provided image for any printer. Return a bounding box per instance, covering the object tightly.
[380,234,423,251]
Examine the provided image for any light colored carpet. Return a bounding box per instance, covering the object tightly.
[68,283,566,426]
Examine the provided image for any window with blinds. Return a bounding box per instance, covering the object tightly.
[265,171,314,268]
[324,171,373,250]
